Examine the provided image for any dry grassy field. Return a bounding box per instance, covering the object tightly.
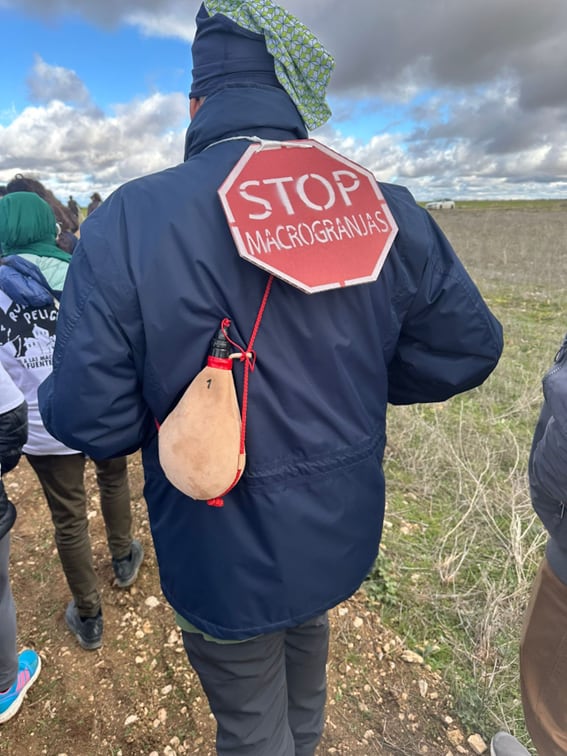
[380,200,567,753]
[2,201,566,755]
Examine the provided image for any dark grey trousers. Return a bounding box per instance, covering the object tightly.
[26,454,132,617]
[0,533,17,691]
[182,613,329,756]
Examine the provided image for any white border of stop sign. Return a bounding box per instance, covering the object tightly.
[218,138,399,294]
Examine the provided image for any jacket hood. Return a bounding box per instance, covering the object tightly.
[0,192,58,249]
[183,83,307,160]
[0,256,55,308]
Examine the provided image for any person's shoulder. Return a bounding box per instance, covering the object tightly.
[102,162,187,208]
[378,181,422,213]
[377,181,431,238]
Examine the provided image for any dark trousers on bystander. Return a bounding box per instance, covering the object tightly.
[25,454,132,618]
[0,534,17,690]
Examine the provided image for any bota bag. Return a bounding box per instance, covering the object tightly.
[158,279,272,507]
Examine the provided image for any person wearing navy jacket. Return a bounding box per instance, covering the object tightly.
[39,2,503,754]
[492,333,567,756]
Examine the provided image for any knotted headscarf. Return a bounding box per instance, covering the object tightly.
[190,0,335,130]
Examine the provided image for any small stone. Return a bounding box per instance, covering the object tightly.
[400,650,424,665]
[447,729,464,747]
[124,715,139,726]
[145,596,160,608]
[467,734,488,754]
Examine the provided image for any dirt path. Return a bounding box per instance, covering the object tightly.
[2,455,486,755]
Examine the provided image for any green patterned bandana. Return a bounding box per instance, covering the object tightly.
[203,0,335,130]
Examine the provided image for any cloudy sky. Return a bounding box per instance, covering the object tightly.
[1,0,566,205]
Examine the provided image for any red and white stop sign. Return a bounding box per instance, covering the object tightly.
[218,139,398,294]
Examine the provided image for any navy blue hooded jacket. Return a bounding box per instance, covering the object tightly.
[39,85,503,639]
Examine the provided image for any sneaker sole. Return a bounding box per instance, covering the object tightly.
[65,614,102,651]
[0,655,42,724]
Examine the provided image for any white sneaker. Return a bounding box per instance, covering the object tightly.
[490,732,531,756]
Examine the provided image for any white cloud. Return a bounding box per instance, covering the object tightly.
[27,56,91,106]
[126,10,196,43]
[1,0,567,201]
[0,92,188,204]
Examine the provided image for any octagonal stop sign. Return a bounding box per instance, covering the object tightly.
[218,139,398,294]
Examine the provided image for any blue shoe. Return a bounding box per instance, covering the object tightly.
[491,732,531,756]
[0,649,41,724]
[112,539,144,588]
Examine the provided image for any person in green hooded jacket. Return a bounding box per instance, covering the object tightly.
[0,191,71,291]
[0,192,144,652]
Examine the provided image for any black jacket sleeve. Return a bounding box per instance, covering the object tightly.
[0,400,28,475]
[0,399,28,539]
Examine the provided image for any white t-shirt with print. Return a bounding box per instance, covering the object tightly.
[0,359,24,413]
[0,287,77,456]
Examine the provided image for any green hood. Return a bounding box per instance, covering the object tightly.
[0,192,71,264]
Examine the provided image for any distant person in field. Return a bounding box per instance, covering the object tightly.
[87,192,102,216]
[39,1,503,753]
[0,192,143,653]
[0,361,41,725]
[67,196,80,225]
[492,334,567,756]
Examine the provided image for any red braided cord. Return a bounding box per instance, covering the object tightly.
[239,274,274,455]
[207,275,274,506]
